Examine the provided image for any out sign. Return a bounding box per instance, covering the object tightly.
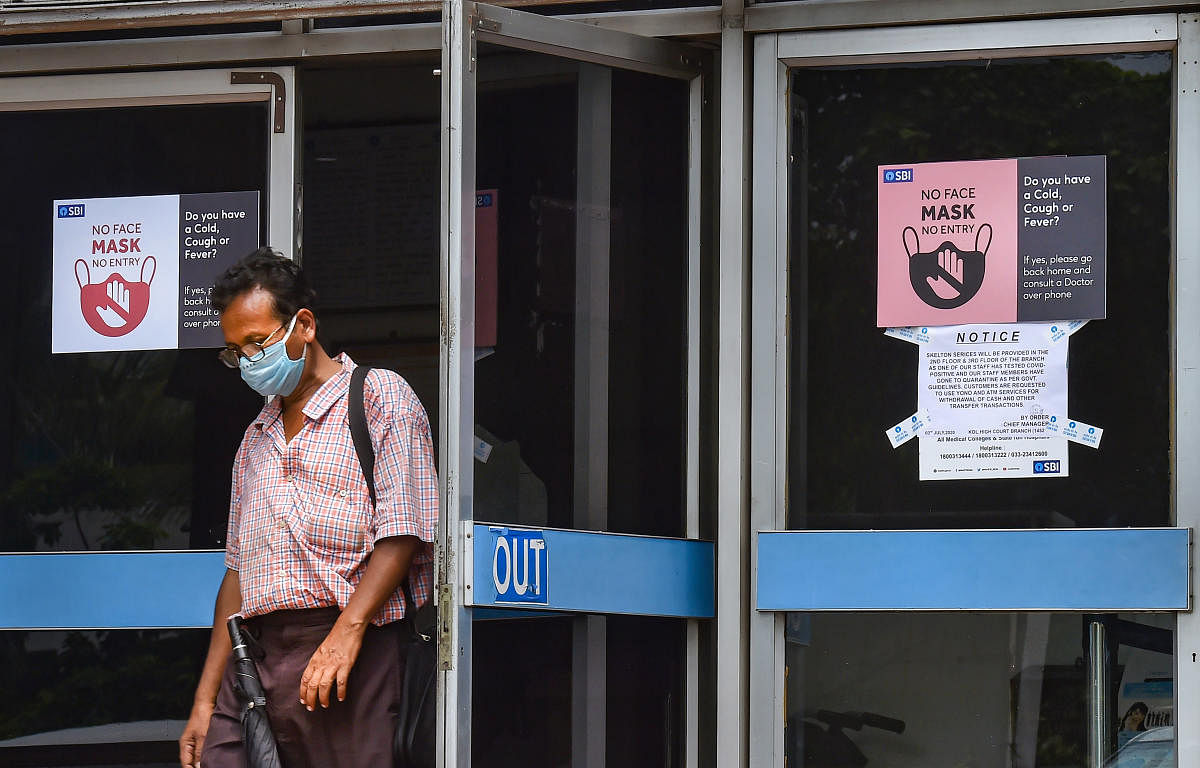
[491,528,548,605]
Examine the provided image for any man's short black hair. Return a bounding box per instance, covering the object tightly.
[212,247,317,321]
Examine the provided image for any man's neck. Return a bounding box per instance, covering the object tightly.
[280,345,341,413]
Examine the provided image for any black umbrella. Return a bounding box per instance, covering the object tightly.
[227,616,284,768]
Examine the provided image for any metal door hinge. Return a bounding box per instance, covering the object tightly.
[471,14,502,34]
[465,14,499,73]
[438,582,454,670]
[231,71,286,133]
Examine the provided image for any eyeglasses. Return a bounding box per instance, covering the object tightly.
[218,315,295,368]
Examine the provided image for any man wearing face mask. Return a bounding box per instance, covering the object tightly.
[178,248,437,768]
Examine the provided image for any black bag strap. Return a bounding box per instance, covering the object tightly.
[348,365,377,508]
[348,365,429,639]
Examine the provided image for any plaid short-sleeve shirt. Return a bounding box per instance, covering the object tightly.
[225,354,438,625]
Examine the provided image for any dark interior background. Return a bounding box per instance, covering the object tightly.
[470,54,689,768]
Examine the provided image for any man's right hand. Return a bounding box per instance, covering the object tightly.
[179,699,214,767]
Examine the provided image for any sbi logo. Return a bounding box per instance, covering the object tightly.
[883,168,914,183]
[491,528,548,604]
[1034,460,1062,474]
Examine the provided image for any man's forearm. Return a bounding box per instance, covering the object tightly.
[338,535,421,630]
[194,568,242,706]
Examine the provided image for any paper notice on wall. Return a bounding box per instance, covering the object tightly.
[918,324,1069,480]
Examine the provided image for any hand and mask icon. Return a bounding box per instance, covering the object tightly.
[903,224,990,309]
[75,257,155,337]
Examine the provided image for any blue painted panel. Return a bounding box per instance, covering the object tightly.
[757,529,1190,612]
[0,551,226,629]
[472,608,568,621]
[471,524,714,618]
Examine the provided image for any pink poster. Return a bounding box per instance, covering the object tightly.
[475,189,498,347]
[877,156,1107,327]
[878,159,1017,327]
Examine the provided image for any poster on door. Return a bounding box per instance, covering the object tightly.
[877,156,1106,327]
[52,192,259,353]
[1116,680,1173,748]
[918,324,1068,480]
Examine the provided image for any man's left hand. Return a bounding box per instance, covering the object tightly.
[300,619,366,710]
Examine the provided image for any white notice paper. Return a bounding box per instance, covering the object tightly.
[919,324,1069,480]
[1044,416,1104,449]
[884,326,932,345]
[1046,320,1088,344]
[473,437,494,463]
[886,409,932,449]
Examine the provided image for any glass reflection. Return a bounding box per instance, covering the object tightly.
[0,103,269,553]
[0,101,270,765]
[789,54,1171,530]
[785,613,1175,768]
[468,50,691,768]
[5,352,192,551]
[0,629,206,767]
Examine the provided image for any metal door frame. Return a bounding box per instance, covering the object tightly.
[441,3,706,765]
[749,12,1193,768]
[0,67,298,259]
[0,66,298,635]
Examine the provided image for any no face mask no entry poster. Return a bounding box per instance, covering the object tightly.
[877,156,1106,327]
[52,192,259,354]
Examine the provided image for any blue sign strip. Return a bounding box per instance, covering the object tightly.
[756,528,1190,612]
[0,551,227,629]
[471,524,714,618]
[0,527,716,628]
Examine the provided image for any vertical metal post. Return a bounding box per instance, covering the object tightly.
[573,66,611,527]
[572,61,612,768]
[1088,620,1110,768]
[748,32,788,768]
[261,67,298,261]
[685,69,704,768]
[440,1,477,766]
[1174,14,1200,768]
[716,0,751,766]
[572,62,612,534]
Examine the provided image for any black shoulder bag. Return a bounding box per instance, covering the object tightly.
[348,365,437,768]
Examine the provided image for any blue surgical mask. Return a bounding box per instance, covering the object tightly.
[239,314,306,397]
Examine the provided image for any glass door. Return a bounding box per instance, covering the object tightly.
[0,68,296,764]
[441,3,708,766]
[750,13,1190,768]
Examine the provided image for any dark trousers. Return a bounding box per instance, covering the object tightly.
[201,607,404,768]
